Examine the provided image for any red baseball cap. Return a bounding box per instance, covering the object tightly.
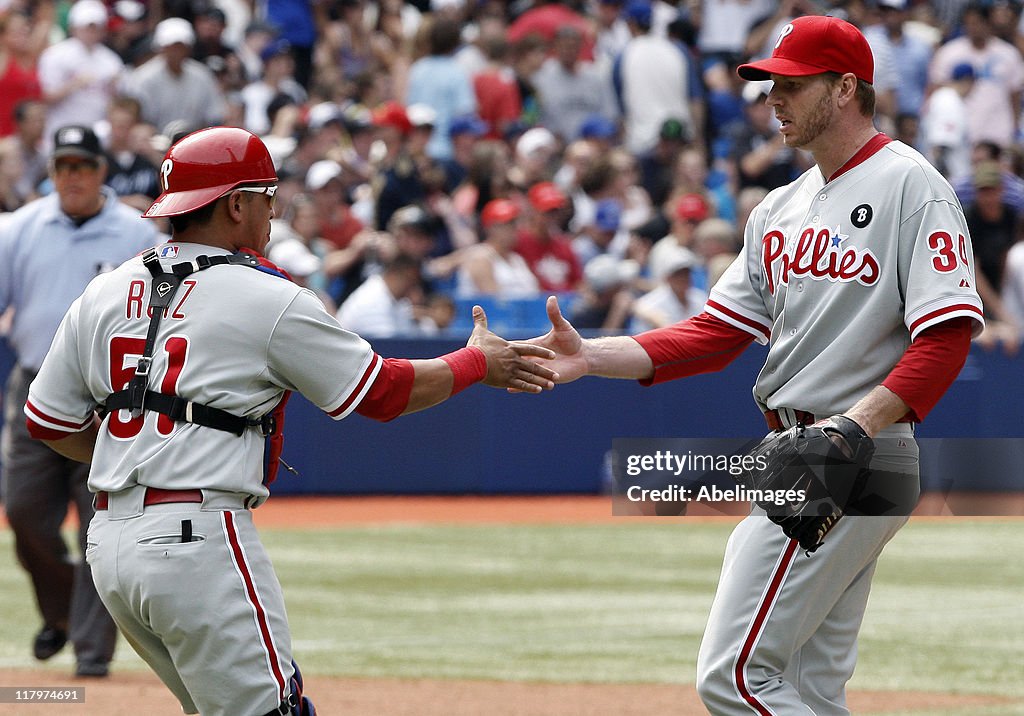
[675,193,709,223]
[737,15,874,85]
[481,199,520,228]
[528,182,567,212]
[371,101,412,136]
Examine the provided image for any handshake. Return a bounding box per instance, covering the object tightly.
[461,296,589,394]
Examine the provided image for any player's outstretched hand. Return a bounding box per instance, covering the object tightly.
[518,296,589,386]
[467,305,559,393]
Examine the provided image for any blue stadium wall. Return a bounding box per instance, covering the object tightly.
[2,338,1021,494]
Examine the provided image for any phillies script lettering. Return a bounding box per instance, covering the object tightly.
[762,227,880,294]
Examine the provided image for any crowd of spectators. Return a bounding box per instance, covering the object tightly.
[2,0,1024,349]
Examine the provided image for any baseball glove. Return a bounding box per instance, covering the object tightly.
[738,415,875,553]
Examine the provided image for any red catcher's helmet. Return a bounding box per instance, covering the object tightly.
[143,127,278,218]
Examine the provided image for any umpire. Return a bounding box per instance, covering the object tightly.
[0,125,160,676]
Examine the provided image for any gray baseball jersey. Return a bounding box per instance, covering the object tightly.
[26,242,382,500]
[694,136,982,715]
[706,138,984,417]
[26,241,386,714]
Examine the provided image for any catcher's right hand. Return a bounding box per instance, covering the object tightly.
[467,305,559,392]
[737,415,875,553]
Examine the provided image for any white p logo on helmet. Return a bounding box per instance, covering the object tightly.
[775,24,794,50]
[160,159,173,192]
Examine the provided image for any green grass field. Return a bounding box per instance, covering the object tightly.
[0,518,1021,715]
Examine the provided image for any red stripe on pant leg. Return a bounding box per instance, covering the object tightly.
[734,538,800,715]
[223,511,288,703]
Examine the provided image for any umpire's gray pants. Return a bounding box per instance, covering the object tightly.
[1,365,117,666]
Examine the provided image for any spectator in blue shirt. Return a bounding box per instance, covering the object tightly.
[405,17,478,162]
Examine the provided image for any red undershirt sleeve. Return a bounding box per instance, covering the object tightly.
[354,357,416,422]
[881,316,972,423]
[633,312,756,386]
[25,418,78,441]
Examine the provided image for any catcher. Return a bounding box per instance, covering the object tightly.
[23,127,558,716]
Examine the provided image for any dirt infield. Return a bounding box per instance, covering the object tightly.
[2,495,1022,715]
[248,493,1024,529]
[0,668,1014,715]
[3,492,1019,531]
[252,494,740,527]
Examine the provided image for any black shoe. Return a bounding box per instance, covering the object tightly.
[33,626,67,661]
[74,662,109,678]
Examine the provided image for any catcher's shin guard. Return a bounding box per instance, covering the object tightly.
[261,661,316,716]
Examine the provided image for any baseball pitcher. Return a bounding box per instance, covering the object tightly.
[524,15,983,715]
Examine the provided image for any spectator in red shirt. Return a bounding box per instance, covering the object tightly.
[473,34,522,141]
[0,7,49,138]
[516,181,583,292]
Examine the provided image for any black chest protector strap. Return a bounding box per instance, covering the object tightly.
[102,249,276,437]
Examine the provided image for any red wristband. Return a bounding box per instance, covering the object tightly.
[439,346,488,396]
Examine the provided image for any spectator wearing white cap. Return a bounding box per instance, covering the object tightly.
[304,159,364,251]
[38,0,124,149]
[291,167,376,308]
[630,245,706,332]
[509,126,558,188]
[106,1,152,67]
[121,17,226,135]
[407,103,439,151]
[570,254,640,332]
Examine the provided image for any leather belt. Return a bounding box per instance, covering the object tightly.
[765,408,914,431]
[764,408,816,431]
[94,487,204,511]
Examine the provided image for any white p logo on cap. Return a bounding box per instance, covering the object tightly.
[160,159,173,191]
[775,23,794,50]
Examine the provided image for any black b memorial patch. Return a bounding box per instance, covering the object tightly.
[851,204,873,228]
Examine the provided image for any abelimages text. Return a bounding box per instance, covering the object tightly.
[627,485,807,506]
[625,451,768,477]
